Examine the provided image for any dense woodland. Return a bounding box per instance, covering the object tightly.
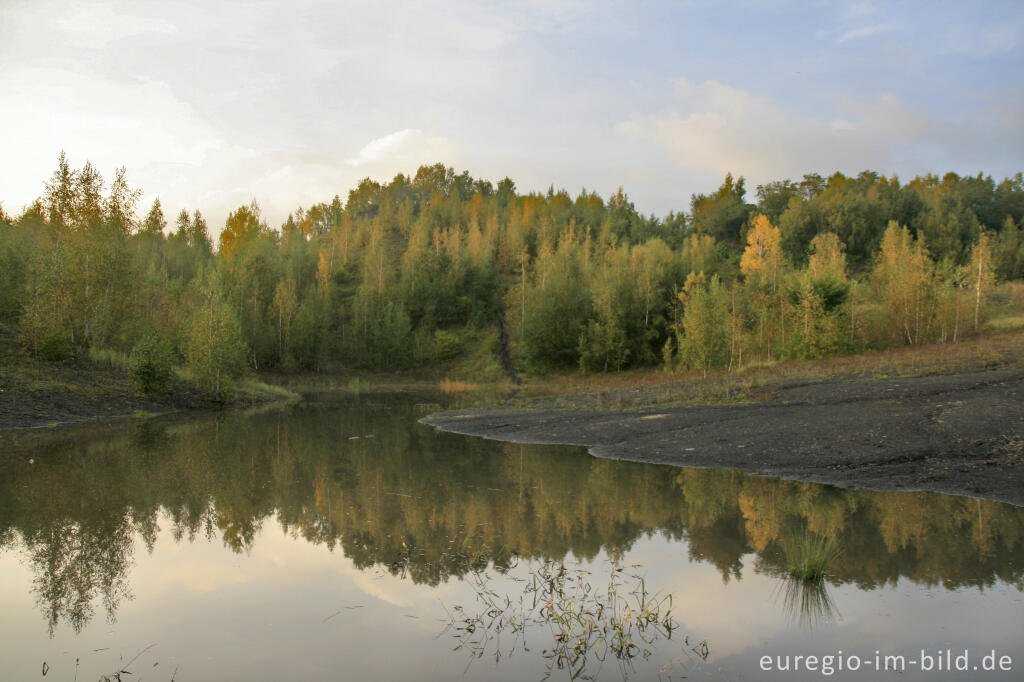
[2,153,1024,396]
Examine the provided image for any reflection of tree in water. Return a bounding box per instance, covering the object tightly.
[1,394,1023,634]
[23,517,135,636]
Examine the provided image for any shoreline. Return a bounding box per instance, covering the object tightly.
[422,369,1024,507]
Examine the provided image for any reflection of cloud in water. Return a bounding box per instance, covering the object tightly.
[3,396,1024,679]
[147,511,457,611]
[616,544,807,658]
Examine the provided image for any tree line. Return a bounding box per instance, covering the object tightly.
[2,153,1023,395]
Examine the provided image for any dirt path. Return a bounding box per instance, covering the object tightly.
[422,370,1024,506]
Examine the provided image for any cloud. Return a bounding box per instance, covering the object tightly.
[0,67,222,212]
[54,2,178,46]
[836,23,897,43]
[344,129,462,169]
[618,77,1023,192]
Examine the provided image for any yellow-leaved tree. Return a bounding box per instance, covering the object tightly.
[740,214,783,292]
[871,222,938,345]
[740,214,786,359]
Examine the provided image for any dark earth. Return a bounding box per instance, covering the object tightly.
[423,370,1024,507]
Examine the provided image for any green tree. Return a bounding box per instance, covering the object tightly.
[673,273,730,376]
[186,281,248,400]
[993,216,1024,281]
[690,173,752,246]
[140,198,166,236]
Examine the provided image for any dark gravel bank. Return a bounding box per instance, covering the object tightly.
[422,370,1024,507]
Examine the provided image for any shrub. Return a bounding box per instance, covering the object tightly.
[434,328,463,360]
[129,334,174,394]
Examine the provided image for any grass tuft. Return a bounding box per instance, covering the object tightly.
[785,534,841,582]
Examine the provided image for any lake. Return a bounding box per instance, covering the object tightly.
[1,392,1022,681]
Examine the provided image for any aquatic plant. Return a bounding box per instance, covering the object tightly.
[775,575,841,629]
[771,532,843,628]
[784,534,841,581]
[439,558,709,680]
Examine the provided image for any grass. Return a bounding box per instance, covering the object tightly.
[87,346,131,371]
[784,534,841,582]
[438,379,480,392]
[441,557,708,679]
[236,378,301,401]
[772,532,843,628]
[503,324,1024,411]
[985,315,1024,331]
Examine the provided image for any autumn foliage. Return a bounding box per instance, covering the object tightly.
[1,156,1022,387]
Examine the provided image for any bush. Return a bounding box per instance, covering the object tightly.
[434,328,463,360]
[129,334,174,394]
[38,330,73,361]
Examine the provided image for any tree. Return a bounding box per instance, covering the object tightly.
[740,214,784,292]
[787,232,850,358]
[186,281,248,400]
[966,230,995,332]
[756,179,799,223]
[518,238,592,370]
[690,173,752,246]
[140,198,167,236]
[993,216,1024,281]
[272,277,298,363]
[19,241,74,359]
[105,167,141,235]
[871,222,938,346]
[44,151,76,231]
[219,201,266,257]
[673,273,729,376]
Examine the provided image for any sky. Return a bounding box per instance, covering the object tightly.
[1,0,1023,233]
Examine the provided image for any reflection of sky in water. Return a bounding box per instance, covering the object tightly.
[1,512,1021,681]
[0,396,1022,681]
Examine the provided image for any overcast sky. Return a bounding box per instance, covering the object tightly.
[2,0,1022,232]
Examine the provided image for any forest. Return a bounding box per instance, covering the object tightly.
[2,153,1023,398]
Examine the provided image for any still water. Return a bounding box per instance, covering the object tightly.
[0,392,1022,681]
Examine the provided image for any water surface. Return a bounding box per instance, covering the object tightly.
[1,393,1022,680]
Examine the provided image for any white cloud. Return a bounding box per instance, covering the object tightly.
[836,23,896,44]
[618,77,1022,192]
[53,1,178,46]
[0,67,222,213]
[344,129,462,171]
